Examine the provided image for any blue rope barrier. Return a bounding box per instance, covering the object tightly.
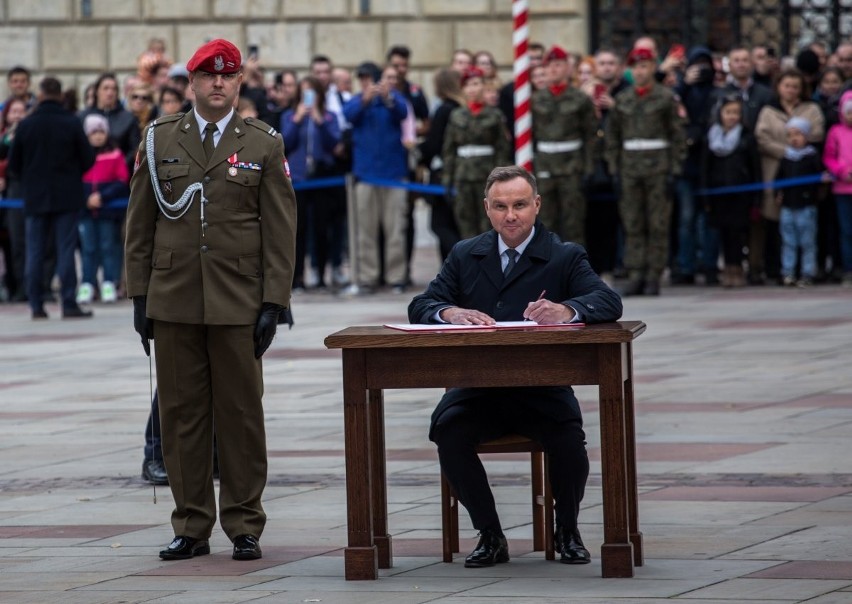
[0,173,829,210]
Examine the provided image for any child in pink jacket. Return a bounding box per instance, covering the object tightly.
[822,90,852,285]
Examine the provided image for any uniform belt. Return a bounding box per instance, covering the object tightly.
[623,139,670,151]
[457,145,495,158]
[537,140,582,153]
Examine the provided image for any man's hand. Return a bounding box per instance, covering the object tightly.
[254,302,284,358]
[523,299,576,324]
[133,296,154,356]
[439,307,496,326]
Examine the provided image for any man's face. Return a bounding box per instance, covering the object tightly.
[311,61,332,87]
[547,58,572,85]
[189,70,243,118]
[631,60,654,87]
[752,47,769,74]
[528,47,545,68]
[451,52,472,73]
[96,78,119,109]
[8,73,30,98]
[728,49,752,80]
[484,177,541,249]
[388,54,409,81]
[836,44,852,79]
[594,52,620,83]
[333,68,352,93]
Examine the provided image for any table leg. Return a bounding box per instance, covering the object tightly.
[623,342,643,566]
[369,388,393,568]
[597,344,634,578]
[342,350,378,580]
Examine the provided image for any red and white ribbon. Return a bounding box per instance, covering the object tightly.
[513,0,532,172]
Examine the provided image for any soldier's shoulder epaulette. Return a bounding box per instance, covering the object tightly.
[152,113,185,126]
[244,117,278,137]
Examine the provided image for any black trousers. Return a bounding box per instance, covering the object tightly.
[432,395,589,534]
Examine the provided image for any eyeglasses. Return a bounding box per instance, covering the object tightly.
[131,95,153,101]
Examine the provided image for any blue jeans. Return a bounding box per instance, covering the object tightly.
[25,211,79,312]
[836,195,852,272]
[780,206,818,278]
[676,179,720,274]
[78,215,122,284]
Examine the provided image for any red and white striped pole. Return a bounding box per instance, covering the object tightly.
[512,0,533,172]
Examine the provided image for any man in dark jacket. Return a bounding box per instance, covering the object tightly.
[8,77,95,319]
[409,165,622,568]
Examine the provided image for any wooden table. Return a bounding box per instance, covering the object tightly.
[324,321,646,579]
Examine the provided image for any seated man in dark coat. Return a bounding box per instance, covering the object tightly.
[409,165,623,568]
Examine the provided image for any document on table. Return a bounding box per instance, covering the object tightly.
[384,321,585,332]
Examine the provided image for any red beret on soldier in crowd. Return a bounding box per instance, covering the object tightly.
[461,67,485,86]
[626,47,656,67]
[186,38,242,74]
[543,44,569,65]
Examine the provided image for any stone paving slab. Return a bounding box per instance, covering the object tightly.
[1,221,851,602]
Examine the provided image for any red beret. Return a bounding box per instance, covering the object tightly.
[543,45,569,65]
[627,47,656,67]
[461,67,485,85]
[186,39,241,74]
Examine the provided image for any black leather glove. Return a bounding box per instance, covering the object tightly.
[133,296,154,356]
[254,302,284,358]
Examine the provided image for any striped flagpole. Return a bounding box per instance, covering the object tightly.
[512,0,533,172]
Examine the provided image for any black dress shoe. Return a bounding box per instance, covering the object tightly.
[141,459,169,485]
[556,526,591,564]
[464,529,509,568]
[642,280,660,296]
[159,536,210,560]
[619,279,645,297]
[232,534,262,560]
[62,305,93,319]
[32,308,48,320]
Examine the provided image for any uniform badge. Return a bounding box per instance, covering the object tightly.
[214,55,224,72]
[163,181,172,194]
[228,166,238,176]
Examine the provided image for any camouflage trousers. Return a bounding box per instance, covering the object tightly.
[452,180,490,240]
[537,173,586,245]
[618,173,673,280]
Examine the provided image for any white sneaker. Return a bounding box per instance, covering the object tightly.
[100,281,117,303]
[76,282,94,305]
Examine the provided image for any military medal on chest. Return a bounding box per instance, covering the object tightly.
[228,152,238,176]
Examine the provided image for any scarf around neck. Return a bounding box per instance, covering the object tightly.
[707,123,742,157]
[784,144,817,161]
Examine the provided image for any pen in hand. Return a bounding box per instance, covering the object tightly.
[525,289,547,321]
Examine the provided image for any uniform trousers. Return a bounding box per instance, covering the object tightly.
[353,182,407,287]
[431,394,589,534]
[153,320,267,541]
[538,173,587,246]
[619,174,673,280]
[453,181,490,240]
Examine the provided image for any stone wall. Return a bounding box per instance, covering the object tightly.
[0,0,587,101]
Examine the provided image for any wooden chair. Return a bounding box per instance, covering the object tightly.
[440,434,555,562]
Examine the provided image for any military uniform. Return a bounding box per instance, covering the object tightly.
[125,110,297,542]
[532,86,597,244]
[605,84,685,290]
[442,105,510,239]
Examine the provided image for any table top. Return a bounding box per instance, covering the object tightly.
[325,321,646,350]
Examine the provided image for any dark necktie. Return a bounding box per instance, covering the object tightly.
[504,248,518,277]
[202,122,217,161]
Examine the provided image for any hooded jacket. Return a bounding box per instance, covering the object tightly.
[823,90,852,195]
[675,47,717,180]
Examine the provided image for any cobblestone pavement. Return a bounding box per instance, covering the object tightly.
[1,221,851,603]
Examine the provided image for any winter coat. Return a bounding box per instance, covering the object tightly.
[822,91,852,196]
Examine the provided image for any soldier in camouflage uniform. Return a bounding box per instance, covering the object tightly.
[442,67,511,239]
[605,48,686,295]
[532,45,597,245]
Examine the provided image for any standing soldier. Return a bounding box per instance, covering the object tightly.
[605,47,685,295]
[125,39,297,562]
[532,45,597,245]
[442,67,511,239]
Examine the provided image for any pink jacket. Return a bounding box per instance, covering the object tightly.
[823,91,852,195]
[82,148,128,184]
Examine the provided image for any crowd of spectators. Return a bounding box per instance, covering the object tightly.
[2,34,852,305]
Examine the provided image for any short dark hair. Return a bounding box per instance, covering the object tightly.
[39,77,62,99]
[274,69,297,86]
[484,165,538,197]
[310,54,331,67]
[387,45,411,62]
[775,67,812,101]
[7,66,30,81]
